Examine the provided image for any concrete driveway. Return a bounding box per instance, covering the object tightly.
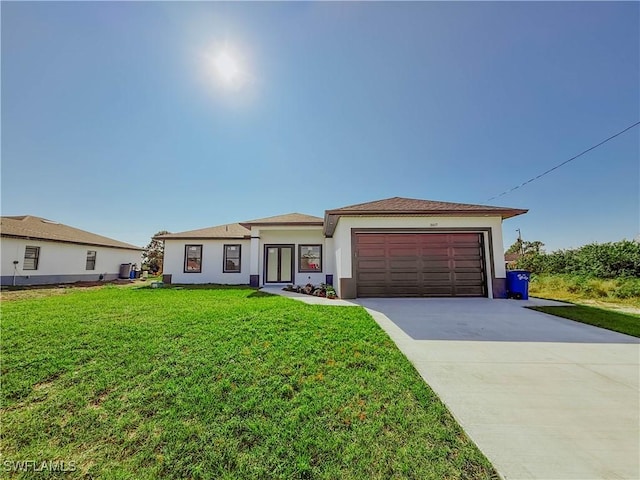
[355,298,640,480]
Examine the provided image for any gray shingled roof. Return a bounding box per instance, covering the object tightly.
[155,223,250,240]
[323,197,528,236]
[1,215,142,250]
[327,197,527,216]
[157,214,323,240]
[240,213,324,228]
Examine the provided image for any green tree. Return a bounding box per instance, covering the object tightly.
[506,238,523,255]
[522,240,544,255]
[506,239,544,255]
[143,230,169,274]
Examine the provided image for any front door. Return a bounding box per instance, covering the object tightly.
[265,245,294,283]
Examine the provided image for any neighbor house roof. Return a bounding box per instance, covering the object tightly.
[155,223,250,240]
[239,213,324,229]
[504,253,522,263]
[0,215,142,250]
[324,197,528,236]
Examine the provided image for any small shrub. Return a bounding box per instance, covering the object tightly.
[582,279,608,298]
[612,278,640,299]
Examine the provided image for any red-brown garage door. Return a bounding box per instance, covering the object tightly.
[355,232,487,297]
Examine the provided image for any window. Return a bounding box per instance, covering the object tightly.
[86,250,97,270]
[184,245,203,273]
[299,245,322,272]
[223,244,241,273]
[24,246,40,270]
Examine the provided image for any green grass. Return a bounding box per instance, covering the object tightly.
[1,286,495,479]
[528,274,640,309]
[528,304,640,337]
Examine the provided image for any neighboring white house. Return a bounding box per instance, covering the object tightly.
[1,215,142,286]
[157,197,527,299]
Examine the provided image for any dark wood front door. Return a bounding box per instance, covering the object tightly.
[355,233,487,297]
[264,245,294,283]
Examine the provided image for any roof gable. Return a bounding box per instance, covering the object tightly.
[0,215,141,250]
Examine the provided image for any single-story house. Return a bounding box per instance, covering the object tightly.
[1,215,142,286]
[157,197,527,299]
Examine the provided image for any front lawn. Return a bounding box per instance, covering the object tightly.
[528,304,640,338]
[1,286,495,479]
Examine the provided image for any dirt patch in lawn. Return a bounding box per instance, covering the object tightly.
[0,279,151,302]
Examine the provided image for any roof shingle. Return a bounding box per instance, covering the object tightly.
[155,223,250,240]
[323,197,528,236]
[240,213,323,228]
[326,197,527,215]
[1,215,141,250]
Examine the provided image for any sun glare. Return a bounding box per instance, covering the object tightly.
[213,50,241,86]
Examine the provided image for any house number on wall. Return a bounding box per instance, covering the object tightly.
[430,223,438,227]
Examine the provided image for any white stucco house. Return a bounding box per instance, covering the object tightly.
[158,197,527,299]
[1,215,142,286]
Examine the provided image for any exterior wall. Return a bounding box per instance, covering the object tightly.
[256,227,334,286]
[163,239,251,284]
[1,237,141,286]
[330,215,507,299]
[163,230,335,287]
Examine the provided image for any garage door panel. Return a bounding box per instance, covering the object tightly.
[454,260,484,269]
[421,259,452,269]
[390,272,419,282]
[451,248,482,257]
[386,234,421,243]
[357,273,387,281]
[455,286,486,296]
[454,275,485,284]
[358,247,386,257]
[357,235,386,244]
[421,286,457,296]
[421,247,450,256]
[389,259,419,269]
[389,248,420,257]
[355,232,487,297]
[423,272,454,281]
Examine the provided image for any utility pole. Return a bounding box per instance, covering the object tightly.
[516,229,524,255]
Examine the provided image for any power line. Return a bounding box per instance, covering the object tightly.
[486,121,640,201]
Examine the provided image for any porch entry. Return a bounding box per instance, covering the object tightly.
[265,245,294,283]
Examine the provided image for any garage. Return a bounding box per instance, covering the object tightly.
[355,232,487,297]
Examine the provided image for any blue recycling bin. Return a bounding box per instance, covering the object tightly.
[506,270,530,300]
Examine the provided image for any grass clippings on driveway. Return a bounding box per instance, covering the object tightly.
[528,304,640,338]
[1,286,496,479]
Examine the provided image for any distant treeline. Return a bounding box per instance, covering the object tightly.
[515,240,640,278]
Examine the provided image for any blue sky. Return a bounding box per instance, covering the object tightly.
[2,1,638,251]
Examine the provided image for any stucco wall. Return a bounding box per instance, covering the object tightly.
[257,228,333,286]
[163,239,251,284]
[163,228,336,287]
[330,215,506,298]
[1,237,141,286]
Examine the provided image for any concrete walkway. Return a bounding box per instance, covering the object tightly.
[263,288,640,480]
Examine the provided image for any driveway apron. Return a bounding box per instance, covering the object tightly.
[354,298,640,480]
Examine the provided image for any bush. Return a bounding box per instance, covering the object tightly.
[612,278,640,299]
[515,240,640,278]
[528,274,640,305]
